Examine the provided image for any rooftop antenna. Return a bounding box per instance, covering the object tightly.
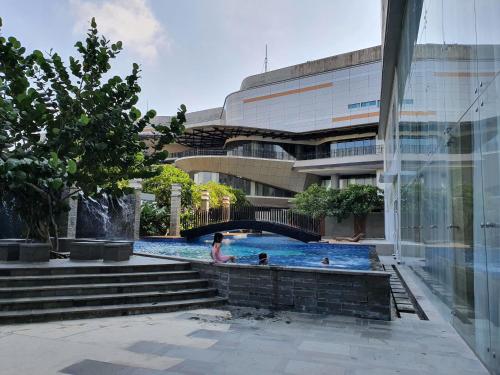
[264,44,268,72]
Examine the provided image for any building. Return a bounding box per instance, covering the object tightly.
[144,46,385,214]
[380,0,500,373]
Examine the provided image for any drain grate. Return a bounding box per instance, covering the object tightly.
[384,264,428,320]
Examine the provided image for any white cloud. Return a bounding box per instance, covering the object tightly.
[70,0,168,62]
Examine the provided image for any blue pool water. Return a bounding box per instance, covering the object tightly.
[134,234,376,270]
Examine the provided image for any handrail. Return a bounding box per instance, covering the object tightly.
[182,206,321,235]
[169,144,383,161]
[169,149,296,161]
[299,145,384,160]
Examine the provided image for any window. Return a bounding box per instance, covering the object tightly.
[348,103,360,109]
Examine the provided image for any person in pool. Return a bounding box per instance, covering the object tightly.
[321,257,330,265]
[258,252,268,265]
[211,232,236,263]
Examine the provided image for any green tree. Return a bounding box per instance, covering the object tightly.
[0,18,186,246]
[142,165,193,210]
[192,181,248,209]
[330,184,384,234]
[228,186,250,208]
[293,184,383,235]
[292,184,334,219]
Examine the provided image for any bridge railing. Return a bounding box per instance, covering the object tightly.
[181,206,321,235]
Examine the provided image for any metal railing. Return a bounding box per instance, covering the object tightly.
[169,148,295,160]
[299,145,384,160]
[182,206,321,235]
[169,145,383,161]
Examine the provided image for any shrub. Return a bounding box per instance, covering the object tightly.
[140,202,169,236]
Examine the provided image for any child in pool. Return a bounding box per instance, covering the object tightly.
[211,232,236,263]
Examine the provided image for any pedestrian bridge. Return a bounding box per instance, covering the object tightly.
[180,207,321,242]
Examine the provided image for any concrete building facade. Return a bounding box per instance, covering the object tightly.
[143,46,385,213]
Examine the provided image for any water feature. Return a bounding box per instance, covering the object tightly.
[76,193,136,239]
[0,197,25,238]
[134,234,379,270]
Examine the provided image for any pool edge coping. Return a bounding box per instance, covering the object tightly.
[134,252,391,278]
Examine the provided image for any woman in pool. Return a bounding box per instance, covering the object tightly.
[211,232,236,263]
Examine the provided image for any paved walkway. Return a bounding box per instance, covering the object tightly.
[0,255,183,269]
[0,304,488,375]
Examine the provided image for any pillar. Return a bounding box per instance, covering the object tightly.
[222,196,231,222]
[330,174,340,189]
[66,189,79,239]
[200,190,210,225]
[169,183,182,237]
[130,179,143,241]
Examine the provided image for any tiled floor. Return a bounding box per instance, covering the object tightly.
[0,304,488,375]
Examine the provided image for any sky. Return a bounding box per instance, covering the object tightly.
[1,0,381,115]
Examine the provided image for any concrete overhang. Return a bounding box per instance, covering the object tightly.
[174,155,318,193]
[293,154,383,176]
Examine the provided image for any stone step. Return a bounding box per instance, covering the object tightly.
[0,279,209,298]
[0,296,227,324]
[0,288,218,311]
[0,270,200,287]
[0,262,191,277]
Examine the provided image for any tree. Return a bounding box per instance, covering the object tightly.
[142,165,193,210]
[330,184,384,235]
[292,184,333,219]
[293,184,383,235]
[192,181,248,209]
[0,18,186,247]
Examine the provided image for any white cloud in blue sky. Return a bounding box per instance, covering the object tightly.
[1,0,381,115]
[70,0,169,62]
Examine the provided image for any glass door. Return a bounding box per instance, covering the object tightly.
[475,1,500,370]
[478,78,500,372]
[449,98,492,368]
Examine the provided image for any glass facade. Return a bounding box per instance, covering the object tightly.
[226,141,297,160]
[193,172,294,198]
[384,0,500,371]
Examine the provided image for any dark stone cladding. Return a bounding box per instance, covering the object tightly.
[136,253,392,321]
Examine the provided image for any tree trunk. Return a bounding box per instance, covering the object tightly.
[353,214,367,236]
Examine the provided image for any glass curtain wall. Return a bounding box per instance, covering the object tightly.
[389,0,500,371]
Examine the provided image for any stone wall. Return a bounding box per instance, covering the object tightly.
[136,253,391,320]
[324,212,385,239]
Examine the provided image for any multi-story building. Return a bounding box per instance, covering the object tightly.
[144,46,385,212]
[380,0,500,372]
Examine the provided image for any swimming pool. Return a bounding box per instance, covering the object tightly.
[134,234,379,271]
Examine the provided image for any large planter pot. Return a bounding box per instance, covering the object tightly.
[0,242,21,261]
[102,243,131,262]
[19,243,51,262]
[109,240,134,256]
[52,238,76,253]
[70,242,104,260]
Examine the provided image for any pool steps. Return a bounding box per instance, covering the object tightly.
[0,262,226,324]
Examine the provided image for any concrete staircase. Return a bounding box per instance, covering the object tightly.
[0,261,226,324]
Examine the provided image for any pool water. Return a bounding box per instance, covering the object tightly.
[134,234,376,270]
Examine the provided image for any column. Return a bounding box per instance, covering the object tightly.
[130,179,143,241]
[169,183,182,237]
[200,190,210,225]
[330,174,340,189]
[222,196,231,222]
[66,189,79,239]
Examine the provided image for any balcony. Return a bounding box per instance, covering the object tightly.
[299,145,384,160]
[169,148,296,161]
[169,145,383,161]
